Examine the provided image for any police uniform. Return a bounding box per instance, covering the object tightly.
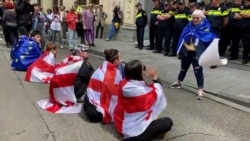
[241,4,250,64]
[154,6,174,55]
[226,4,244,60]
[205,4,228,37]
[149,6,162,50]
[170,2,189,56]
[135,4,148,49]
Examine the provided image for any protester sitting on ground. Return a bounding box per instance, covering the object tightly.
[114,59,173,141]
[25,42,57,83]
[84,49,123,123]
[169,10,215,100]
[11,30,42,71]
[74,45,95,102]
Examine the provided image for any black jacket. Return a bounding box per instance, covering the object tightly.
[74,61,95,99]
[16,1,34,26]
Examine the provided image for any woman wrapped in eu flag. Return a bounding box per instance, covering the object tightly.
[169,10,216,100]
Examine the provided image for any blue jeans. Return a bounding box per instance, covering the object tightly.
[68,29,78,49]
[108,22,117,39]
[178,51,204,89]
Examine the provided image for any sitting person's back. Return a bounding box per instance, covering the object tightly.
[114,60,173,141]
[74,45,95,102]
[25,42,57,83]
[84,49,123,123]
[11,30,42,71]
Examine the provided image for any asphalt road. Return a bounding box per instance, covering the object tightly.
[0,47,249,141]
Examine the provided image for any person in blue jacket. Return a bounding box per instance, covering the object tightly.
[11,30,42,71]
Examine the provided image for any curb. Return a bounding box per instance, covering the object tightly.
[88,48,250,113]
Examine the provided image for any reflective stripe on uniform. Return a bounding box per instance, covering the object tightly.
[136,13,142,18]
[174,14,187,19]
[241,9,250,14]
[229,7,241,13]
[187,15,192,21]
[151,10,162,15]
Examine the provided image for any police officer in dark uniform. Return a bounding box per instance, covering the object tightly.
[225,0,244,60]
[169,0,189,57]
[153,1,175,56]
[135,3,148,50]
[240,0,250,64]
[205,0,229,69]
[148,0,162,50]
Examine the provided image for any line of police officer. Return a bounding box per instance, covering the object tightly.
[135,0,250,64]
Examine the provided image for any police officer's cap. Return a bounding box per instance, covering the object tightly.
[135,3,142,7]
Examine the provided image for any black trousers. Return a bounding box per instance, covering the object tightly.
[2,25,11,45]
[83,95,103,123]
[18,24,32,36]
[124,117,173,141]
[170,29,182,55]
[5,25,18,47]
[136,26,145,48]
[96,23,104,38]
[157,27,172,53]
[242,28,250,60]
[149,24,158,49]
[229,26,241,58]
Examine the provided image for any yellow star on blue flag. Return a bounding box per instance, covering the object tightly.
[15,59,18,62]
[28,46,33,50]
[29,41,33,45]
[26,52,29,55]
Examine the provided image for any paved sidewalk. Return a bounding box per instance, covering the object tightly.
[88,39,250,112]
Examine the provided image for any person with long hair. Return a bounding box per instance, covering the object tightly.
[114,60,173,141]
[84,49,123,123]
[50,7,63,48]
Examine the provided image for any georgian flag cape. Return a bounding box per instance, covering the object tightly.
[37,55,83,113]
[25,52,56,83]
[114,80,167,138]
[87,61,122,123]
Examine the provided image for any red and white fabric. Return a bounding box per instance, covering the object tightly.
[37,56,83,114]
[87,61,122,123]
[25,52,56,83]
[114,80,167,138]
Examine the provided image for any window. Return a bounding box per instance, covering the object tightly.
[90,0,99,5]
[79,0,87,5]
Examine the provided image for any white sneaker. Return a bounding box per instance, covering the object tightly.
[60,45,64,49]
[196,91,204,100]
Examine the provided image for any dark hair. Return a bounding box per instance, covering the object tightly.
[53,7,59,14]
[104,49,119,63]
[30,30,41,37]
[124,60,143,81]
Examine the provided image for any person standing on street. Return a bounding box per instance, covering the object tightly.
[135,2,147,50]
[154,1,174,56]
[82,4,95,47]
[50,7,63,49]
[66,8,78,51]
[148,0,162,50]
[16,0,34,36]
[95,4,107,39]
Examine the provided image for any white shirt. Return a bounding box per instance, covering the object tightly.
[50,14,62,31]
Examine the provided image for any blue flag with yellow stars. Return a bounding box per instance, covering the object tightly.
[176,19,216,55]
[11,36,42,71]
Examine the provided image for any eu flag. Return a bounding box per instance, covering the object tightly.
[11,36,42,71]
[176,19,216,55]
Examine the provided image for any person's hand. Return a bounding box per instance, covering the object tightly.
[147,68,158,80]
[83,25,86,29]
[186,44,195,51]
[234,13,242,19]
[157,15,161,20]
[154,21,158,25]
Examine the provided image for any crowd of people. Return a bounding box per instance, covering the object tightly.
[135,0,250,65]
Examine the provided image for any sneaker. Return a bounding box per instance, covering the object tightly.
[60,45,64,49]
[105,38,110,41]
[196,91,204,100]
[169,82,181,89]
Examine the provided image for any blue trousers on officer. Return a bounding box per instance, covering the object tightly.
[136,26,145,49]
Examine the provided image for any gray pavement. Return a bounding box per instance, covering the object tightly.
[0,44,250,141]
[86,39,250,112]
